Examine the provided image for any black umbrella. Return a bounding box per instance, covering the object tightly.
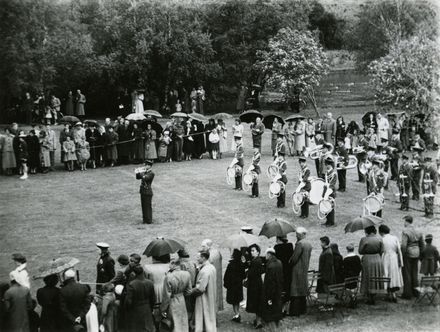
[362,111,377,124]
[259,218,296,238]
[60,115,80,124]
[84,119,98,126]
[263,114,285,130]
[239,110,263,123]
[143,238,186,257]
[284,114,306,122]
[142,120,163,134]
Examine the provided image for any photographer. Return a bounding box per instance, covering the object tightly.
[136,160,155,224]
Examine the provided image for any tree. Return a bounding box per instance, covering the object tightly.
[347,0,438,71]
[255,28,329,115]
[368,35,440,115]
[308,1,345,49]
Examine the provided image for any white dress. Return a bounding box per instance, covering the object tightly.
[382,234,403,289]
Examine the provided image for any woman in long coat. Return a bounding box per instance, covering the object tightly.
[105,127,118,167]
[161,259,192,332]
[192,120,205,159]
[273,237,293,310]
[65,91,74,115]
[246,244,264,328]
[26,130,40,174]
[271,119,282,156]
[39,131,51,171]
[284,122,295,156]
[37,274,61,332]
[294,120,305,155]
[144,124,157,161]
[261,250,283,326]
[330,243,344,283]
[379,225,403,302]
[4,273,32,332]
[359,225,384,304]
[183,120,195,161]
[223,249,245,321]
[336,116,346,141]
[1,128,16,174]
[205,119,216,158]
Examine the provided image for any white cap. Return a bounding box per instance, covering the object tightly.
[64,269,76,279]
[296,227,307,235]
[96,242,110,249]
[115,284,124,295]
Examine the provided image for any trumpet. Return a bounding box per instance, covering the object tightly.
[395,174,408,197]
[422,173,435,198]
[304,145,323,159]
[336,155,358,170]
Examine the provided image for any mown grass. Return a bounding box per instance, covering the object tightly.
[0,108,439,331]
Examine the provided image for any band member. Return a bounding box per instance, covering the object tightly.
[136,160,155,224]
[276,152,288,208]
[250,117,265,152]
[335,137,348,192]
[314,131,325,175]
[354,130,369,182]
[410,133,426,152]
[298,156,311,218]
[251,147,261,198]
[366,159,386,217]
[318,142,333,178]
[322,158,337,227]
[388,129,403,181]
[410,148,423,201]
[234,136,244,190]
[398,154,412,211]
[275,132,286,159]
[422,157,438,218]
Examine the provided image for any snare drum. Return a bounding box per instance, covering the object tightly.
[243,172,254,185]
[269,180,285,199]
[317,199,334,220]
[309,178,326,205]
[363,194,383,214]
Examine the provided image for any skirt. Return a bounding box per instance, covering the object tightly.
[382,252,403,289]
[361,254,384,295]
[2,151,16,169]
[144,141,157,159]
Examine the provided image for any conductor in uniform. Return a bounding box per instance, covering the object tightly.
[323,158,337,227]
[96,243,115,294]
[335,137,348,192]
[137,160,155,224]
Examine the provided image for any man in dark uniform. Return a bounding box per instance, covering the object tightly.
[314,131,325,175]
[322,158,337,227]
[275,132,286,159]
[233,136,244,190]
[398,154,412,211]
[318,142,333,178]
[276,151,288,208]
[298,156,311,218]
[422,157,438,218]
[335,137,348,192]
[388,129,403,181]
[410,148,423,201]
[354,130,369,182]
[136,160,155,224]
[251,147,261,198]
[96,242,115,294]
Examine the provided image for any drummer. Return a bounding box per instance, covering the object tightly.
[251,147,261,198]
[322,157,337,227]
[366,158,386,217]
[275,132,287,159]
[234,136,244,191]
[318,142,334,178]
[398,154,412,211]
[276,149,288,208]
[298,156,311,218]
[314,131,325,175]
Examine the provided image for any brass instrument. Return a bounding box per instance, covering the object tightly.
[422,173,435,198]
[359,160,372,175]
[304,143,333,160]
[317,173,335,220]
[336,155,358,170]
[353,146,366,154]
[396,174,408,197]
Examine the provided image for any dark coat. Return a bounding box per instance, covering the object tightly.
[289,239,312,297]
[261,256,283,323]
[246,256,264,315]
[26,135,40,169]
[192,121,206,156]
[343,255,362,289]
[97,253,116,285]
[36,285,61,332]
[420,244,440,275]
[223,259,246,305]
[125,275,155,332]
[137,170,154,196]
[316,247,335,293]
[59,280,91,331]
[274,242,294,295]
[117,125,133,158]
[3,283,32,332]
[333,252,344,284]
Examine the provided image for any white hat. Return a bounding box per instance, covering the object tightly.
[115,284,124,295]
[64,269,76,279]
[296,227,307,235]
[96,242,110,249]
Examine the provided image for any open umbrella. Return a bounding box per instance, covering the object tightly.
[362,111,377,124]
[188,112,208,122]
[84,119,98,126]
[259,218,296,238]
[142,120,163,134]
[222,233,259,250]
[386,111,406,118]
[212,113,233,120]
[344,215,384,233]
[34,257,80,279]
[263,114,285,129]
[144,110,163,118]
[126,113,146,121]
[143,238,186,257]
[284,114,306,122]
[239,110,263,123]
[170,112,189,118]
[60,115,80,124]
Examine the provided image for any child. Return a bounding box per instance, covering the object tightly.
[77,138,90,171]
[100,283,117,332]
[158,131,172,162]
[420,234,440,276]
[251,147,261,198]
[63,136,77,171]
[209,128,220,160]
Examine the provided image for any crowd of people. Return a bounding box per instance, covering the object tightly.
[0,219,438,332]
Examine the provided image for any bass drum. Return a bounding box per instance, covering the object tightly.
[226,167,235,185]
[363,194,383,214]
[291,191,305,214]
[269,181,285,199]
[317,199,334,220]
[309,178,326,205]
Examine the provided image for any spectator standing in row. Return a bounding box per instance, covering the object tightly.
[261,248,283,329]
[420,234,439,276]
[26,130,40,174]
[273,236,293,315]
[251,117,265,153]
[37,274,61,332]
[322,112,336,143]
[45,125,57,170]
[39,131,51,173]
[65,91,74,116]
[75,90,86,119]
[293,119,305,156]
[223,249,246,322]
[1,128,16,175]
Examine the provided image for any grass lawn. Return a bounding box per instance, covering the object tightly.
[0,107,439,331]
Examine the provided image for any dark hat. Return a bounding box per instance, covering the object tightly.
[117,254,129,265]
[372,158,383,166]
[359,130,366,135]
[424,157,432,162]
[367,146,376,151]
[144,160,153,166]
[346,244,355,251]
[324,157,334,166]
[402,154,409,160]
[298,156,307,163]
[412,146,424,152]
[381,138,388,143]
[425,234,433,240]
[336,136,344,142]
[12,253,26,264]
[392,129,399,134]
[177,248,190,258]
[277,132,285,137]
[315,130,322,135]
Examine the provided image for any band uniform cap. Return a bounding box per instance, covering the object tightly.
[424,157,432,162]
[75,122,82,126]
[315,130,322,135]
[298,156,307,162]
[359,130,366,135]
[381,138,388,142]
[277,132,285,137]
[96,242,110,249]
[425,234,433,240]
[12,253,26,263]
[240,226,253,233]
[144,160,153,166]
[234,135,242,140]
[336,136,345,142]
[367,146,376,151]
[412,146,424,152]
[346,243,355,251]
[372,158,383,166]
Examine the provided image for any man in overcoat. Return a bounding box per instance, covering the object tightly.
[250,117,265,152]
[201,239,223,312]
[289,227,312,316]
[321,112,336,144]
[316,236,335,294]
[96,243,115,294]
[261,248,283,329]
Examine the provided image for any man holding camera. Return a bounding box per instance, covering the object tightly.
[136,160,155,224]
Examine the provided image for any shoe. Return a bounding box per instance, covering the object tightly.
[20,174,28,180]
[231,316,241,323]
